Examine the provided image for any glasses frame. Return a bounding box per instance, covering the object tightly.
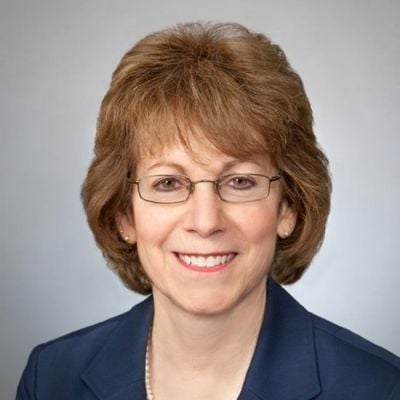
[127,173,281,204]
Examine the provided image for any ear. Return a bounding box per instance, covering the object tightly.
[115,212,137,244]
[277,200,297,239]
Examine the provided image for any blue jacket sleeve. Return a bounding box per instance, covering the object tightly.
[16,345,44,400]
[388,377,400,400]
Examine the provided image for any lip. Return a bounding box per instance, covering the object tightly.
[174,252,237,273]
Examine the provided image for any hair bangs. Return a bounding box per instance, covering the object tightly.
[129,71,273,167]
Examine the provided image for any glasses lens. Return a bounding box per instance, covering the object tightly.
[139,175,190,203]
[218,174,271,202]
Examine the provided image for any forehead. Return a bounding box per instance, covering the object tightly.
[136,139,273,176]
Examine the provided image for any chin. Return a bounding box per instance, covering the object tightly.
[183,301,229,316]
[173,290,242,317]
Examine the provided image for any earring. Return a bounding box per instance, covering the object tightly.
[119,230,130,243]
[281,226,293,238]
[285,224,295,238]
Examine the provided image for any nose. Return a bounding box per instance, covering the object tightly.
[183,180,225,238]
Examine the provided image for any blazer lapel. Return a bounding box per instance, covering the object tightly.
[239,280,321,400]
[81,297,153,400]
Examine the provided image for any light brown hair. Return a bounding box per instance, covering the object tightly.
[81,22,331,294]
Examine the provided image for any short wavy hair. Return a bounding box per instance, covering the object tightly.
[81,22,331,295]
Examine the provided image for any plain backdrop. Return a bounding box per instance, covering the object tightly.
[1,0,399,398]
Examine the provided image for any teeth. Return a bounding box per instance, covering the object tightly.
[178,253,235,268]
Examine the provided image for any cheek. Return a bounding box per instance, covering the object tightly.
[236,204,280,242]
[132,203,179,269]
[253,216,278,240]
[133,199,174,241]
[236,206,280,269]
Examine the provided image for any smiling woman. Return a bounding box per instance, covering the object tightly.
[119,140,294,318]
[16,22,400,400]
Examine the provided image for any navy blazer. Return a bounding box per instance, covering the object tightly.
[17,280,400,399]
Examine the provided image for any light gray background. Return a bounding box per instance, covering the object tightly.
[1,0,399,398]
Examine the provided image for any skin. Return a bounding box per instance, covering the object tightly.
[118,137,296,399]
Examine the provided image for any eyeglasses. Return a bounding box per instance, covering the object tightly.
[127,173,280,204]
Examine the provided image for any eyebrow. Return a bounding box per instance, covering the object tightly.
[147,161,186,174]
[146,159,264,174]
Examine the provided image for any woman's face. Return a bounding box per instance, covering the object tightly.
[119,138,296,317]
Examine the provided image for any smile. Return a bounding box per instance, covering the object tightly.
[176,253,237,272]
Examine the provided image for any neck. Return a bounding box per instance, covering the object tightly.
[149,278,267,399]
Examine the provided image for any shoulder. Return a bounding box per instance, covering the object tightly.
[26,309,130,371]
[16,296,152,399]
[268,281,400,399]
[312,314,400,369]
[41,309,128,351]
[30,294,151,359]
[311,313,400,398]
[16,312,126,399]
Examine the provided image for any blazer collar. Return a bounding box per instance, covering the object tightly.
[81,280,320,400]
[81,297,153,400]
[239,280,321,400]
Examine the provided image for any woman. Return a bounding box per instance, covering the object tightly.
[17,22,400,399]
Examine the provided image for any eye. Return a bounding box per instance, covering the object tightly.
[151,176,187,192]
[225,175,257,190]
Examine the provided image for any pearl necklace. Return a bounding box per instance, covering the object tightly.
[145,330,154,400]
[145,333,240,400]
